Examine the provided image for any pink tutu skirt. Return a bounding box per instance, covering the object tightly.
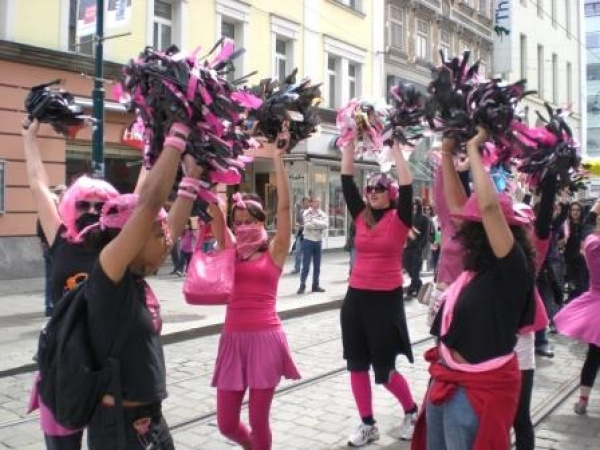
[554,290,600,346]
[212,329,301,391]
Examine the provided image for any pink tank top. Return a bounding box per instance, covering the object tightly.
[224,251,282,332]
[350,210,409,291]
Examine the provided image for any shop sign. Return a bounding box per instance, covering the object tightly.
[492,0,512,73]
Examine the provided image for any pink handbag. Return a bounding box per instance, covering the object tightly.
[183,223,235,305]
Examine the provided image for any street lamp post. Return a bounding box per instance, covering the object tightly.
[91,0,105,179]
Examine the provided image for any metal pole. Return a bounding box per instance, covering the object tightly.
[91,0,105,179]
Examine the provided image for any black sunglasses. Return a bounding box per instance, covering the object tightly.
[366,185,388,194]
[75,200,105,213]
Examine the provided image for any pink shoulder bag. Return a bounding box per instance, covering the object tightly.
[183,223,235,305]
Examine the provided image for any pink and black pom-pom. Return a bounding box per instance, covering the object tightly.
[119,41,260,176]
[24,80,90,138]
[246,68,322,151]
[383,82,426,146]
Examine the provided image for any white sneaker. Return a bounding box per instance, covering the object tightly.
[347,423,380,447]
[398,411,418,441]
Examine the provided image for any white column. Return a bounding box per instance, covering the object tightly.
[579,0,587,155]
[371,0,385,99]
[58,0,70,50]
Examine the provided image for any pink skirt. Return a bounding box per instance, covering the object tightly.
[212,329,301,391]
[554,290,600,346]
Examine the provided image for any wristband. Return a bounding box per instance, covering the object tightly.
[177,188,197,200]
[169,122,191,139]
[180,176,201,192]
[164,135,187,153]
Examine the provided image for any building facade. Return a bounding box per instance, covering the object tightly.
[492,0,582,144]
[383,0,495,201]
[586,1,600,160]
[0,0,383,278]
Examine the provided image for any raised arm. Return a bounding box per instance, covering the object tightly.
[21,119,61,246]
[269,132,292,267]
[99,124,187,282]
[391,142,413,227]
[341,142,365,218]
[166,156,204,242]
[441,138,468,215]
[466,126,514,258]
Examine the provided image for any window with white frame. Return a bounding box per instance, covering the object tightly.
[271,16,299,85]
[538,44,544,98]
[275,38,290,83]
[552,53,558,104]
[221,18,243,81]
[567,62,573,103]
[0,160,4,214]
[153,0,173,50]
[520,34,527,81]
[479,58,488,78]
[348,63,360,99]
[68,0,94,55]
[327,55,339,107]
[337,0,363,12]
[416,19,430,60]
[461,40,472,52]
[440,29,451,61]
[389,5,405,50]
[479,0,489,16]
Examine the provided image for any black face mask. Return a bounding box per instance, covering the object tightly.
[75,212,100,232]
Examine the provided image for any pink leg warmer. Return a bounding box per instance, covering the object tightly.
[217,389,252,447]
[384,371,416,412]
[248,388,276,450]
[350,371,373,419]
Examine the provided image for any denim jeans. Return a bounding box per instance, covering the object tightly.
[293,235,303,271]
[426,386,479,450]
[300,239,322,289]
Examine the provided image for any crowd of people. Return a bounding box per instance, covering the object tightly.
[24,112,600,450]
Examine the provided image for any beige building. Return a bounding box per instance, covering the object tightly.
[0,0,381,278]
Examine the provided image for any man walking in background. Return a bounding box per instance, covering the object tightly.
[403,198,431,299]
[298,197,328,294]
[291,197,310,274]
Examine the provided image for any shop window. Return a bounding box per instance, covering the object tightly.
[328,167,346,237]
[0,160,5,214]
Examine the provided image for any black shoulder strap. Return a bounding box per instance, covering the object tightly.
[106,277,139,450]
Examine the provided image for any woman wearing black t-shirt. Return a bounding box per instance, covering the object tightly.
[79,123,195,449]
[412,127,536,450]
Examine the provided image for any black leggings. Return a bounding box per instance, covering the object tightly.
[44,432,83,450]
[581,344,600,388]
[513,369,535,450]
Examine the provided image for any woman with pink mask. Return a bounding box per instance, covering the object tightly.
[340,138,418,447]
[23,117,119,450]
[210,132,300,450]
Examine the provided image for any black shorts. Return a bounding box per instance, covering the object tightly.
[340,286,413,384]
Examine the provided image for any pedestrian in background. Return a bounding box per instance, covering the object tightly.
[177,220,195,276]
[564,201,588,300]
[290,197,309,274]
[403,198,431,299]
[340,138,418,447]
[297,197,328,294]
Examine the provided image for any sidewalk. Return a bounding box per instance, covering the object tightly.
[0,251,362,374]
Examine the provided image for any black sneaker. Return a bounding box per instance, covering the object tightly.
[535,345,554,358]
[312,286,325,293]
[297,286,306,294]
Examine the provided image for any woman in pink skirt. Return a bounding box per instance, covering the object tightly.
[211,132,300,450]
[554,202,600,415]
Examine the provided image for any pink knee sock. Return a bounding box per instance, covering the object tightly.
[217,390,252,447]
[248,388,275,450]
[350,371,373,419]
[384,371,416,413]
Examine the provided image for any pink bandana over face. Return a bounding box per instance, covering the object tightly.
[235,224,268,261]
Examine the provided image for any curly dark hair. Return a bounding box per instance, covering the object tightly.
[455,221,536,275]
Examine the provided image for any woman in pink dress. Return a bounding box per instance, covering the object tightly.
[554,200,600,415]
[210,133,300,450]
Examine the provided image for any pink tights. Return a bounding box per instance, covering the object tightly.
[350,371,416,420]
[217,388,275,450]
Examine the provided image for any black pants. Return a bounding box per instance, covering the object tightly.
[403,248,423,294]
[581,344,600,388]
[87,403,174,450]
[44,432,83,450]
[513,369,535,450]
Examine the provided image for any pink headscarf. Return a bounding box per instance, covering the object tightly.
[231,193,268,261]
[77,193,167,240]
